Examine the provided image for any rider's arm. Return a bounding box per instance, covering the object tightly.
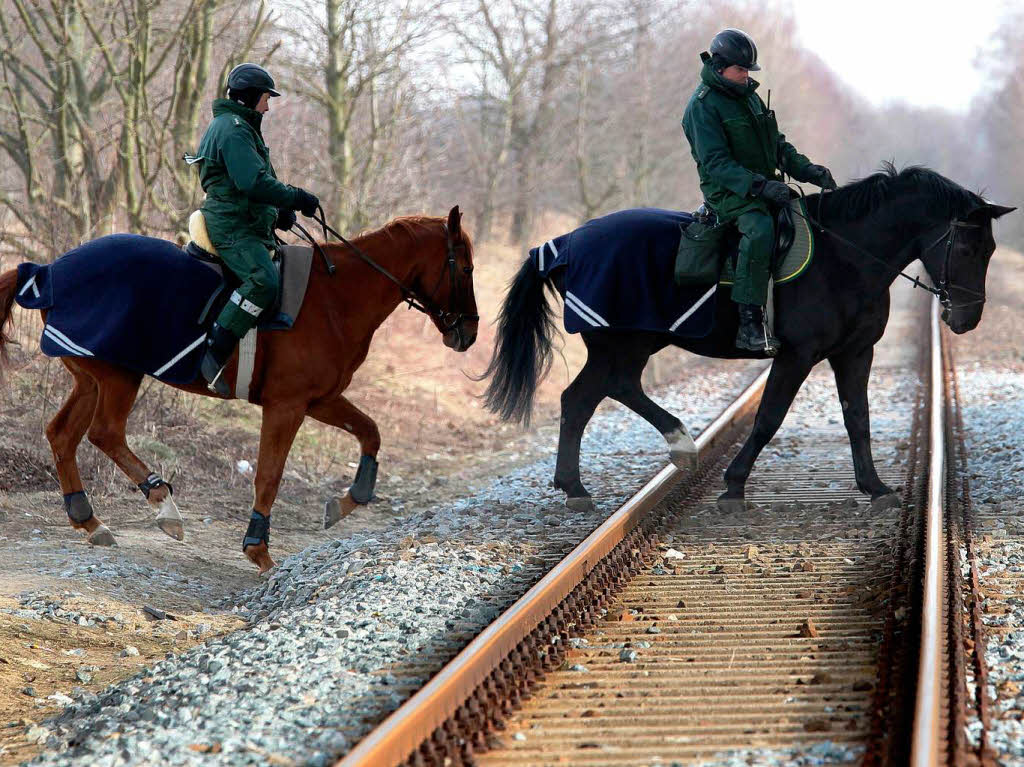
[220,129,300,208]
[777,132,815,182]
[685,101,758,198]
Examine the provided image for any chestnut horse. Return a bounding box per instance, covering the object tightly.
[0,206,477,572]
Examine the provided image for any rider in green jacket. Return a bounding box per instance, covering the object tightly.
[682,29,837,355]
[190,63,320,394]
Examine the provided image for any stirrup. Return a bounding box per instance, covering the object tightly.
[207,367,230,395]
[200,352,231,396]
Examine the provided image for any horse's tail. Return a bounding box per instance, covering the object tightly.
[479,257,557,426]
[0,269,16,372]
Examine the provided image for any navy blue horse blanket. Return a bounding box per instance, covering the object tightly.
[15,234,223,384]
[529,208,716,339]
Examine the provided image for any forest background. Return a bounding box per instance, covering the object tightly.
[1,0,1022,262]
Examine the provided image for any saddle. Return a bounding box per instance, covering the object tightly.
[677,197,814,287]
[183,210,312,331]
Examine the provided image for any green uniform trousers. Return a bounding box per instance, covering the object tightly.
[731,209,774,306]
[212,235,279,338]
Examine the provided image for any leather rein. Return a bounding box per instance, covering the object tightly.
[290,206,479,340]
[789,186,986,313]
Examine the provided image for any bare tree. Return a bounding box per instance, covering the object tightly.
[0,0,271,259]
[445,0,633,244]
[572,58,617,220]
[281,0,436,230]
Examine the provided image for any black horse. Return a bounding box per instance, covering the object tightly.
[482,165,1014,512]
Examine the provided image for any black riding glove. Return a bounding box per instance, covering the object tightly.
[806,164,837,191]
[294,188,320,217]
[275,208,296,231]
[751,176,791,206]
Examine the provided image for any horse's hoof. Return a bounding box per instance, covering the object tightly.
[244,544,276,574]
[324,494,360,529]
[566,496,595,513]
[665,427,698,473]
[156,518,185,541]
[88,525,117,547]
[154,496,184,540]
[716,495,746,514]
[870,492,901,512]
[670,449,698,473]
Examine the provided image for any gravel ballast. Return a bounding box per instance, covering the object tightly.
[958,365,1024,765]
[23,364,767,766]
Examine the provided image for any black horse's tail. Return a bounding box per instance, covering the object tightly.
[480,257,557,426]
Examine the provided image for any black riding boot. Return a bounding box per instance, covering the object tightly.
[200,323,239,396]
[735,303,780,356]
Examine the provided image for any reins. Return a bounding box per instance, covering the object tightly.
[288,205,478,330]
[787,185,985,312]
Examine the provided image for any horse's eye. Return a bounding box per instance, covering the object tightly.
[464,266,473,274]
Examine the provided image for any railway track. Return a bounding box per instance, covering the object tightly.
[337,290,986,766]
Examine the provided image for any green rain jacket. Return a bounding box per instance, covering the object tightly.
[192,98,299,248]
[682,60,816,221]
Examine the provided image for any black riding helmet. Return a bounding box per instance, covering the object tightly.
[708,28,760,71]
[226,63,281,97]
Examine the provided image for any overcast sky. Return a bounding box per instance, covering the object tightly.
[789,0,1006,111]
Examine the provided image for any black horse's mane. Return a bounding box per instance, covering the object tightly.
[814,162,983,223]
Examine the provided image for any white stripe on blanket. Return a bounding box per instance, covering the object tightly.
[565,291,609,327]
[154,333,207,377]
[18,275,39,299]
[669,284,717,332]
[44,326,94,356]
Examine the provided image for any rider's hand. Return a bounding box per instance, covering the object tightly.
[807,164,837,191]
[294,188,320,217]
[275,208,296,232]
[753,177,791,206]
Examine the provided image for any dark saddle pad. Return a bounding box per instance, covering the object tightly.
[15,234,312,384]
[530,208,718,339]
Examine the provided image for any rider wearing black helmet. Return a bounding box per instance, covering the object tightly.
[188,63,321,394]
[682,29,837,355]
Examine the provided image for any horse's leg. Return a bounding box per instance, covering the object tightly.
[245,403,307,573]
[45,360,115,546]
[608,352,697,472]
[828,345,900,508]
[306,395,381,529]
[719,354,813,512]
[85,363,184,541]
[554,348,613,512]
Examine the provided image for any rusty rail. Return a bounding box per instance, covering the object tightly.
[910,298,947,766]
[336,366,771,767]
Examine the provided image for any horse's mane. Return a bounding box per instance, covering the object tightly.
[354,215,449,249]
[814,162,983,223]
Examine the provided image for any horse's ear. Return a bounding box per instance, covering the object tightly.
[448,205,462,238]
[985,203,1017,219]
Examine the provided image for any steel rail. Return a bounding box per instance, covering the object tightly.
[910,298,946,766]
[336,365,771,767]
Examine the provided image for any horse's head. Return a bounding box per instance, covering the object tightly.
[424,206,478,351]
[920,201,1015,334]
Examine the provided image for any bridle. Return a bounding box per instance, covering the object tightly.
[291,207,479,345]
[791,188,986,313]
[922,219,986,312]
